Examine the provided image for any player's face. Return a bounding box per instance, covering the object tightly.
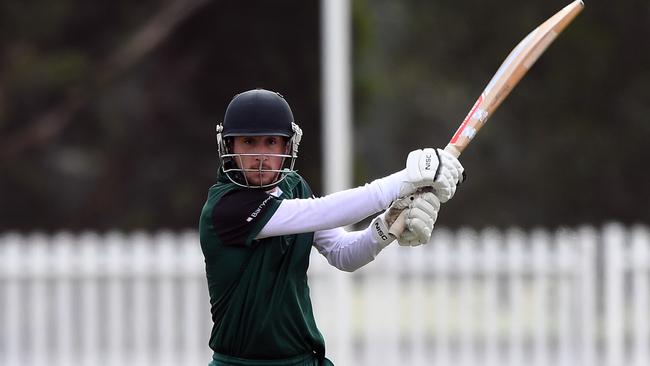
[231,135,289,186]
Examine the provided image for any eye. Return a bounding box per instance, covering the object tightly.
[267,137,278,145]
[243,138,253,144]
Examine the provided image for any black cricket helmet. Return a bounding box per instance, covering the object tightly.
[216,89,302,188]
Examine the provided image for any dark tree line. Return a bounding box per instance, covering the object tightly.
[0,0,648,231]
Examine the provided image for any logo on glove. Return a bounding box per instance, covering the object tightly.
[374,221,389,241]
[424,154,432,171]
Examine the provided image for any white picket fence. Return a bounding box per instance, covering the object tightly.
[0,223,648,366]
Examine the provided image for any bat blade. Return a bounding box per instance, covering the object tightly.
[445,0,584,158]
[389,1,584,238]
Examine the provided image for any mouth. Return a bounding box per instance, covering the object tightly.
[246,166,273,172]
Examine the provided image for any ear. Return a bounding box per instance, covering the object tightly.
[284,137,291,154]
[225,137,234,153]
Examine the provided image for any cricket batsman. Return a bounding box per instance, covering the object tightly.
[199,88,464,365]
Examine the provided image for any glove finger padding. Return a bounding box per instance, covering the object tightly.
[398,192,440,246]
[408,191,440,217]
[432,149,465,202]
[396,229,420,247]
[432,170,455,203]
[405,208,434,244]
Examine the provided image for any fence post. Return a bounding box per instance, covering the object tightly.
[105,231,127,366]
[27,233,49,366]
[604,223,625,366]
[432,228,452,366]
[131,232,153,366]
[52,232,75,366]
[405,241,429,366]
[179,231,209,365]
[155,231,179,366]
[578,226,597,366]
[1,233,24,366]
[79,232,101,366]
[631,225,649,366]
[361,244,400,366]
[506,228,526,366]
[531,229,550,366]
[555,228,577,366]
[457,228,478,366]
[481,228,501,366]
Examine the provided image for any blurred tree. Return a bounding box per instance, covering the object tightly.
[1,0,648,231]
[0,0,320,231]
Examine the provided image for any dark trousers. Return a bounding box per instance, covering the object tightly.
[208,352,334,366]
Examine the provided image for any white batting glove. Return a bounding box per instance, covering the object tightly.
[370,192,441,247]
[395,192,440,246]
[402,148,464,202]
[432,148,464,202]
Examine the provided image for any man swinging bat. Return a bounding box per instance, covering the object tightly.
[199,88,464,365]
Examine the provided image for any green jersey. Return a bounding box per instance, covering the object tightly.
[199,172,326,361]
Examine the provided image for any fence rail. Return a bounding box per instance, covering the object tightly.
[0,224,648,366]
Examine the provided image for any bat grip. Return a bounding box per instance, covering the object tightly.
[388,187,436,238]
[443,144,462,158]
[388,210,409,238]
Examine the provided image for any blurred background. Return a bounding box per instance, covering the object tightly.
[1,0,648,232]
[1,0,649,365]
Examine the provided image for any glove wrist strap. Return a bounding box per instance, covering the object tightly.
[370,215,395,248]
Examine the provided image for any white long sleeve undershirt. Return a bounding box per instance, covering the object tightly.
[312,226,385,272]
[256,169,408,271]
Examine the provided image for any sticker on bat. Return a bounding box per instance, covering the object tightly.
[473,108,489,123]
[461,126,477,139]
[450,94,484,144]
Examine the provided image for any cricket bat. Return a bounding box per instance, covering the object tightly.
[390,0,584,237]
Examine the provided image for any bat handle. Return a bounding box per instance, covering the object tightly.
[443,144,462,158]
[387,187,436,238]
[388,210,409,238]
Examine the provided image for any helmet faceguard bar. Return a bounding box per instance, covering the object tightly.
[221,153,293,188]
[216,123,302,189]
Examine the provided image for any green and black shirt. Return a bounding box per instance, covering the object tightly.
[199,172,325,360]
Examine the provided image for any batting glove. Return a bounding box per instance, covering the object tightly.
[401,148,464,202]
[432,148,464,202]
[396,192,440,246]
[371,191,440,247]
